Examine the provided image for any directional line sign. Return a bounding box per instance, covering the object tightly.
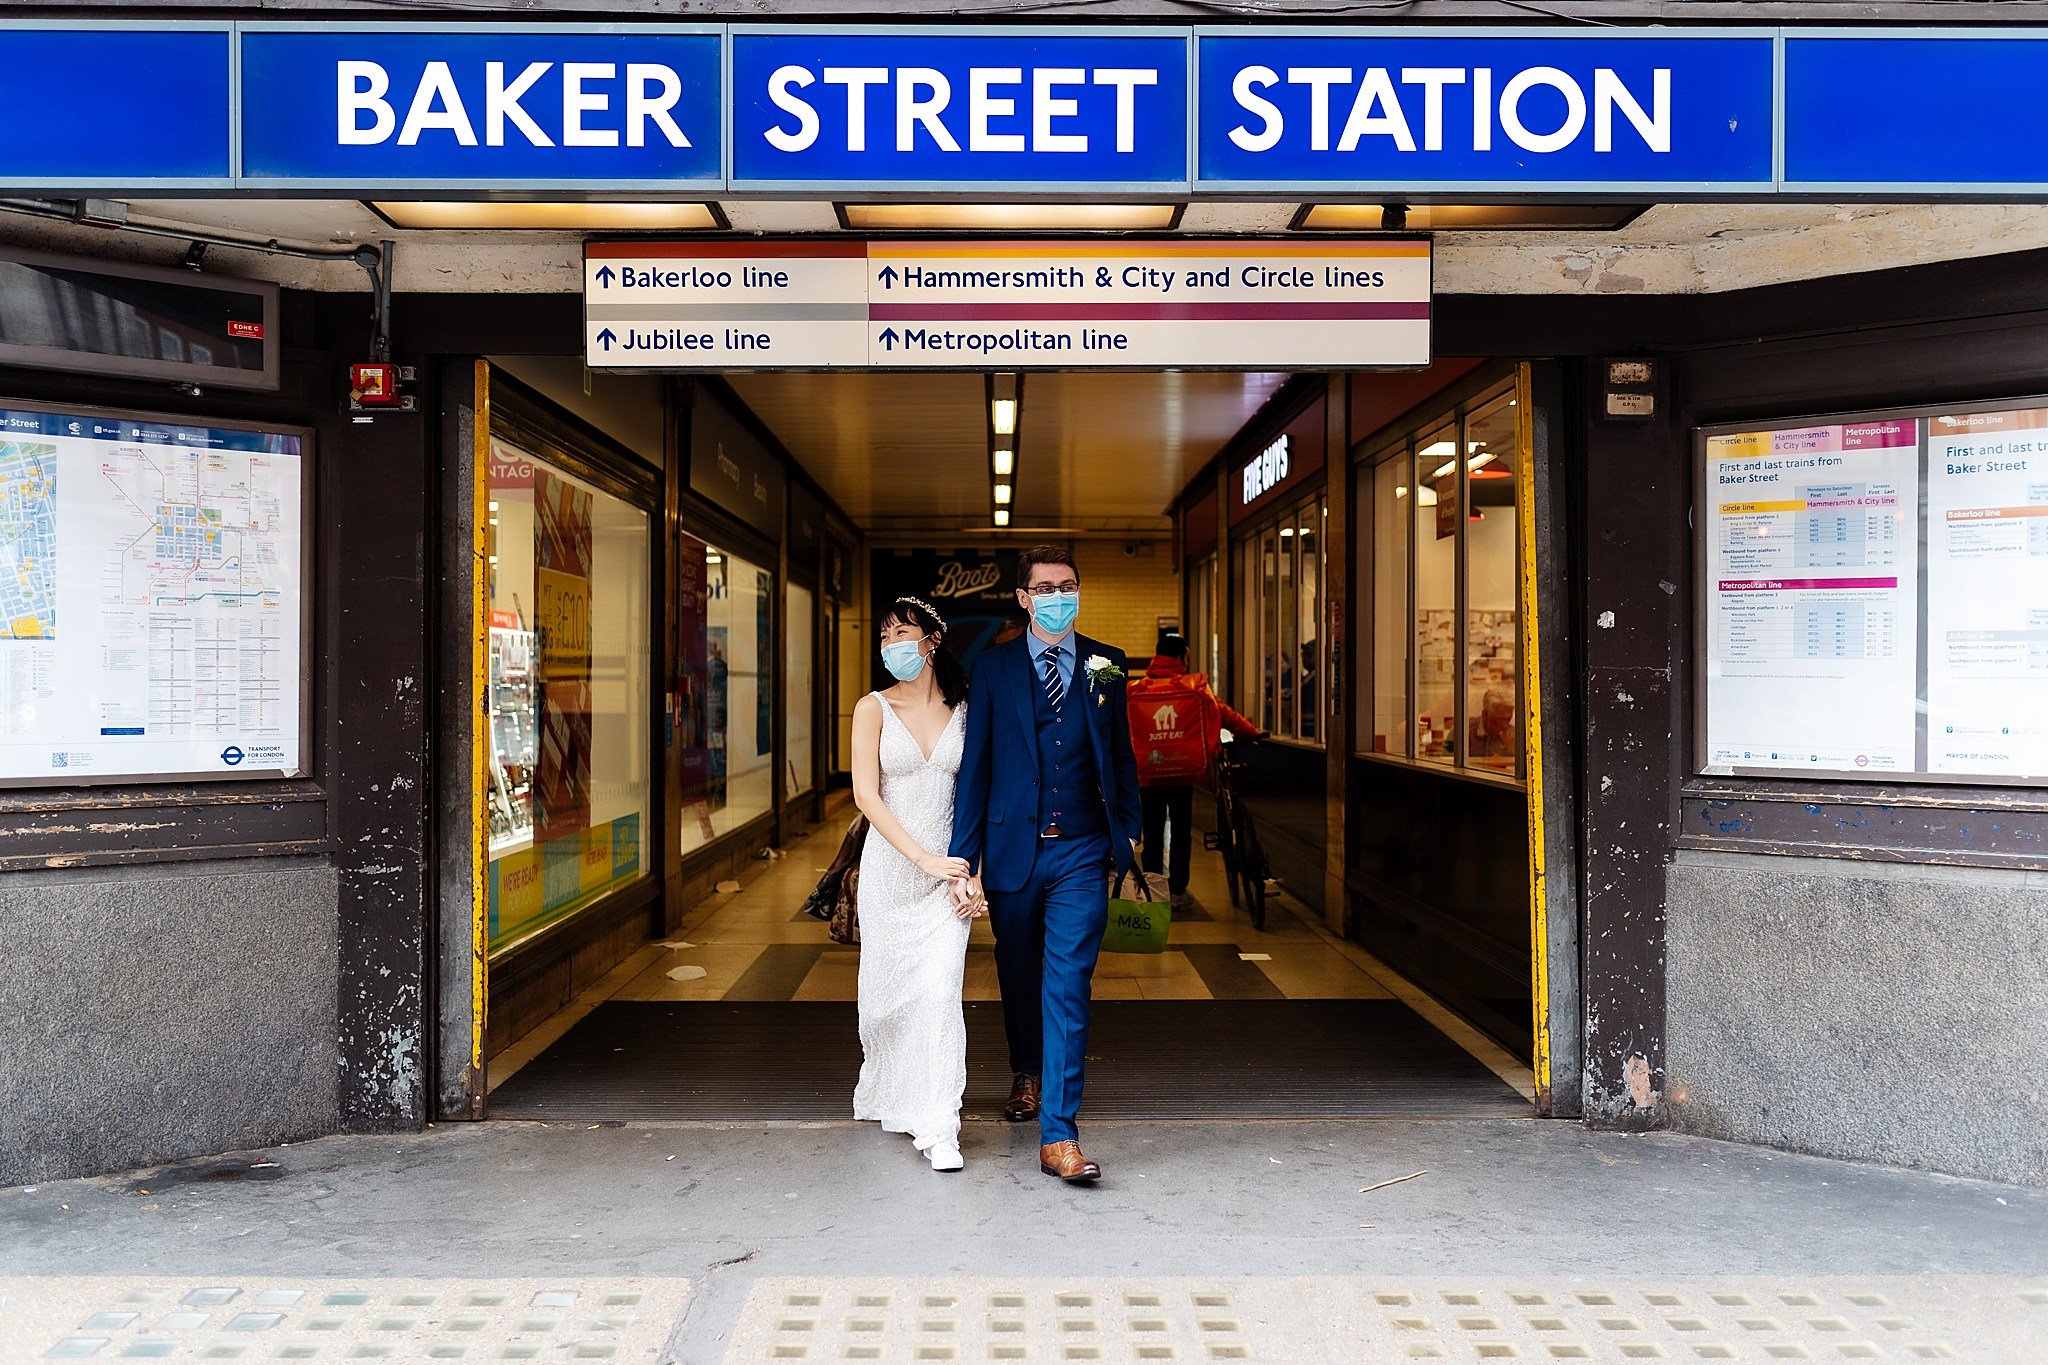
[585,238,1430,370]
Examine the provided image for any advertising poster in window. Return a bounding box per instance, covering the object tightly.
[1925,407,2048,779]
[870,546,1024,688]
[0,404,305,785]
[677,530,713,837]
[532,468,592,842]
[1700,419,1919,775]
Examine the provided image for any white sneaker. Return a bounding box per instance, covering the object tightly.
[925,1141,964,1172]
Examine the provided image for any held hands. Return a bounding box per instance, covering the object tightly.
[915,850,973,883]
[949,873,988,921]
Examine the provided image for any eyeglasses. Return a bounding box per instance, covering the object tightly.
[1023,582,1079,597]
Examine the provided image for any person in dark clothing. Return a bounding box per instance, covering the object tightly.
[1125,631,1262,908]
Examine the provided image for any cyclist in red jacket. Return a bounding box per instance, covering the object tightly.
[1126,631,1263,909]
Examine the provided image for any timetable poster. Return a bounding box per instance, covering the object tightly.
[1702,419,1919,775]
[1925,407,2048,779]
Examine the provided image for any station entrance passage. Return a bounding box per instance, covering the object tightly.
[477,362,1542,1126]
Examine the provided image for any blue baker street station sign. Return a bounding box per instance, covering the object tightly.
[4,22,2048,196]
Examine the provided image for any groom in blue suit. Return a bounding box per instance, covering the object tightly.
[952,545,1144,1183]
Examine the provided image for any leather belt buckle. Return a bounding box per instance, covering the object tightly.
[1040,823,1064,839]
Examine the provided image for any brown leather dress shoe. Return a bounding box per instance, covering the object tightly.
[1039,1140,1102,1183]
[1002,1073,1041,1123]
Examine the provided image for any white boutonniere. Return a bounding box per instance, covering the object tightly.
[1084,654,1123,704]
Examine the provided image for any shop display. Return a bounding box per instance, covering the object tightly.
[487,619,537,851]
[485,431,650,951]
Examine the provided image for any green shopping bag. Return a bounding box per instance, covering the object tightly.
[1101,868,1169,954]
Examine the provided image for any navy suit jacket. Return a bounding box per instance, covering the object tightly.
[950,632,1145,894]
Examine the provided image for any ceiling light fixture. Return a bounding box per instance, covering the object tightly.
[993,509,1011,528]
[839,203,1181,231]
[1292,203,1646,232]
[993,448,1015,477]
[993,483,1013,505]
[368,201,725,231]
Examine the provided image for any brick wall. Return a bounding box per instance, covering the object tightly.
[1074,539,1179,666]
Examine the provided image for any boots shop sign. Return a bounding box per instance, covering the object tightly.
[9,24,2048,195]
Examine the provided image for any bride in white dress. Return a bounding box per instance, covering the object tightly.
[848,596,985,1172]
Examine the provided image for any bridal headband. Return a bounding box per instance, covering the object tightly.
[893,595,947,630]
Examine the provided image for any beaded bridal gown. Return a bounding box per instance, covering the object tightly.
[852,694,971,1154]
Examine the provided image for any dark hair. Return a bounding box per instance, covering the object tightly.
[1017,544,1079,588]
[878,597,969,708]
[1156,631,1189,661]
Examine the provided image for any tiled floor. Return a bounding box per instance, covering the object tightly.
[489,807,1535,1100]
[621,814,1393,1005]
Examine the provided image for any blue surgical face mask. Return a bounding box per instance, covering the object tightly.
[1029,590,1080,636]
[880,637,928,681]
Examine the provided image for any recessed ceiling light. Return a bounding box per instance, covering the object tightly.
[991,399,1017,437]
[1294,203,1644,232]
[993,483,1013,505]
[841,203,1181,231]
[993,509,1011,527]
[368,201,724,231]
[992,448,1015,477]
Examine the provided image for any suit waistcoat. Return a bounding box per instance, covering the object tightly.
[1034,657,1103,835]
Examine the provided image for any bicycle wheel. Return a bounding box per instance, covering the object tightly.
[1239,817,1270,931]
[1213,786,1243,909]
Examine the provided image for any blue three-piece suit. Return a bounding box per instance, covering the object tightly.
[951,631,1145,1143]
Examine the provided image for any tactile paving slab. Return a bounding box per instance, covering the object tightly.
[0,1277,689,1363]
[722,1276,2048,1363]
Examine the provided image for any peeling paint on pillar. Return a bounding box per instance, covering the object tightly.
[1576,358,1684,1131]
[321,335,437,1134]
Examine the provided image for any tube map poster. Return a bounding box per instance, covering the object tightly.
[0,405,304,784]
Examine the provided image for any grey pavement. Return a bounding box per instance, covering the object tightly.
[3,1116,2045,1361]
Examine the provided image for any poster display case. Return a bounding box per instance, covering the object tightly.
[1696,396,2048,786]
[0,400,309,786]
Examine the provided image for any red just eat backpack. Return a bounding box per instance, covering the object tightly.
[1129,681,1211,783]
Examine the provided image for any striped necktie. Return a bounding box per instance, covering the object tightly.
[1039,644,1066,714]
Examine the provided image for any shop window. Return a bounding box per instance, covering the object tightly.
[1414,419,1459,765]
[1235,493,1328,745]
[1369,451,1411,754]
[1185,551,1218,684]
[1359,377,1525,782]
[1462,391,1522,775]
[1297,507,1324,742]
[786,581,815,799]
[679,538,776,855]
[486,437,652,954]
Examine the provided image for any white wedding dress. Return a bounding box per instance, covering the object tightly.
[852,693,971,1153]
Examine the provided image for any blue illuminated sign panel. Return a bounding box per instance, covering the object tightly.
[1196,30,1776,191]
[0,26,232,186]
[730,28,1190,189]
[4,24,2048,196]
[239,26,722,187]
[1784,32,2048,191]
